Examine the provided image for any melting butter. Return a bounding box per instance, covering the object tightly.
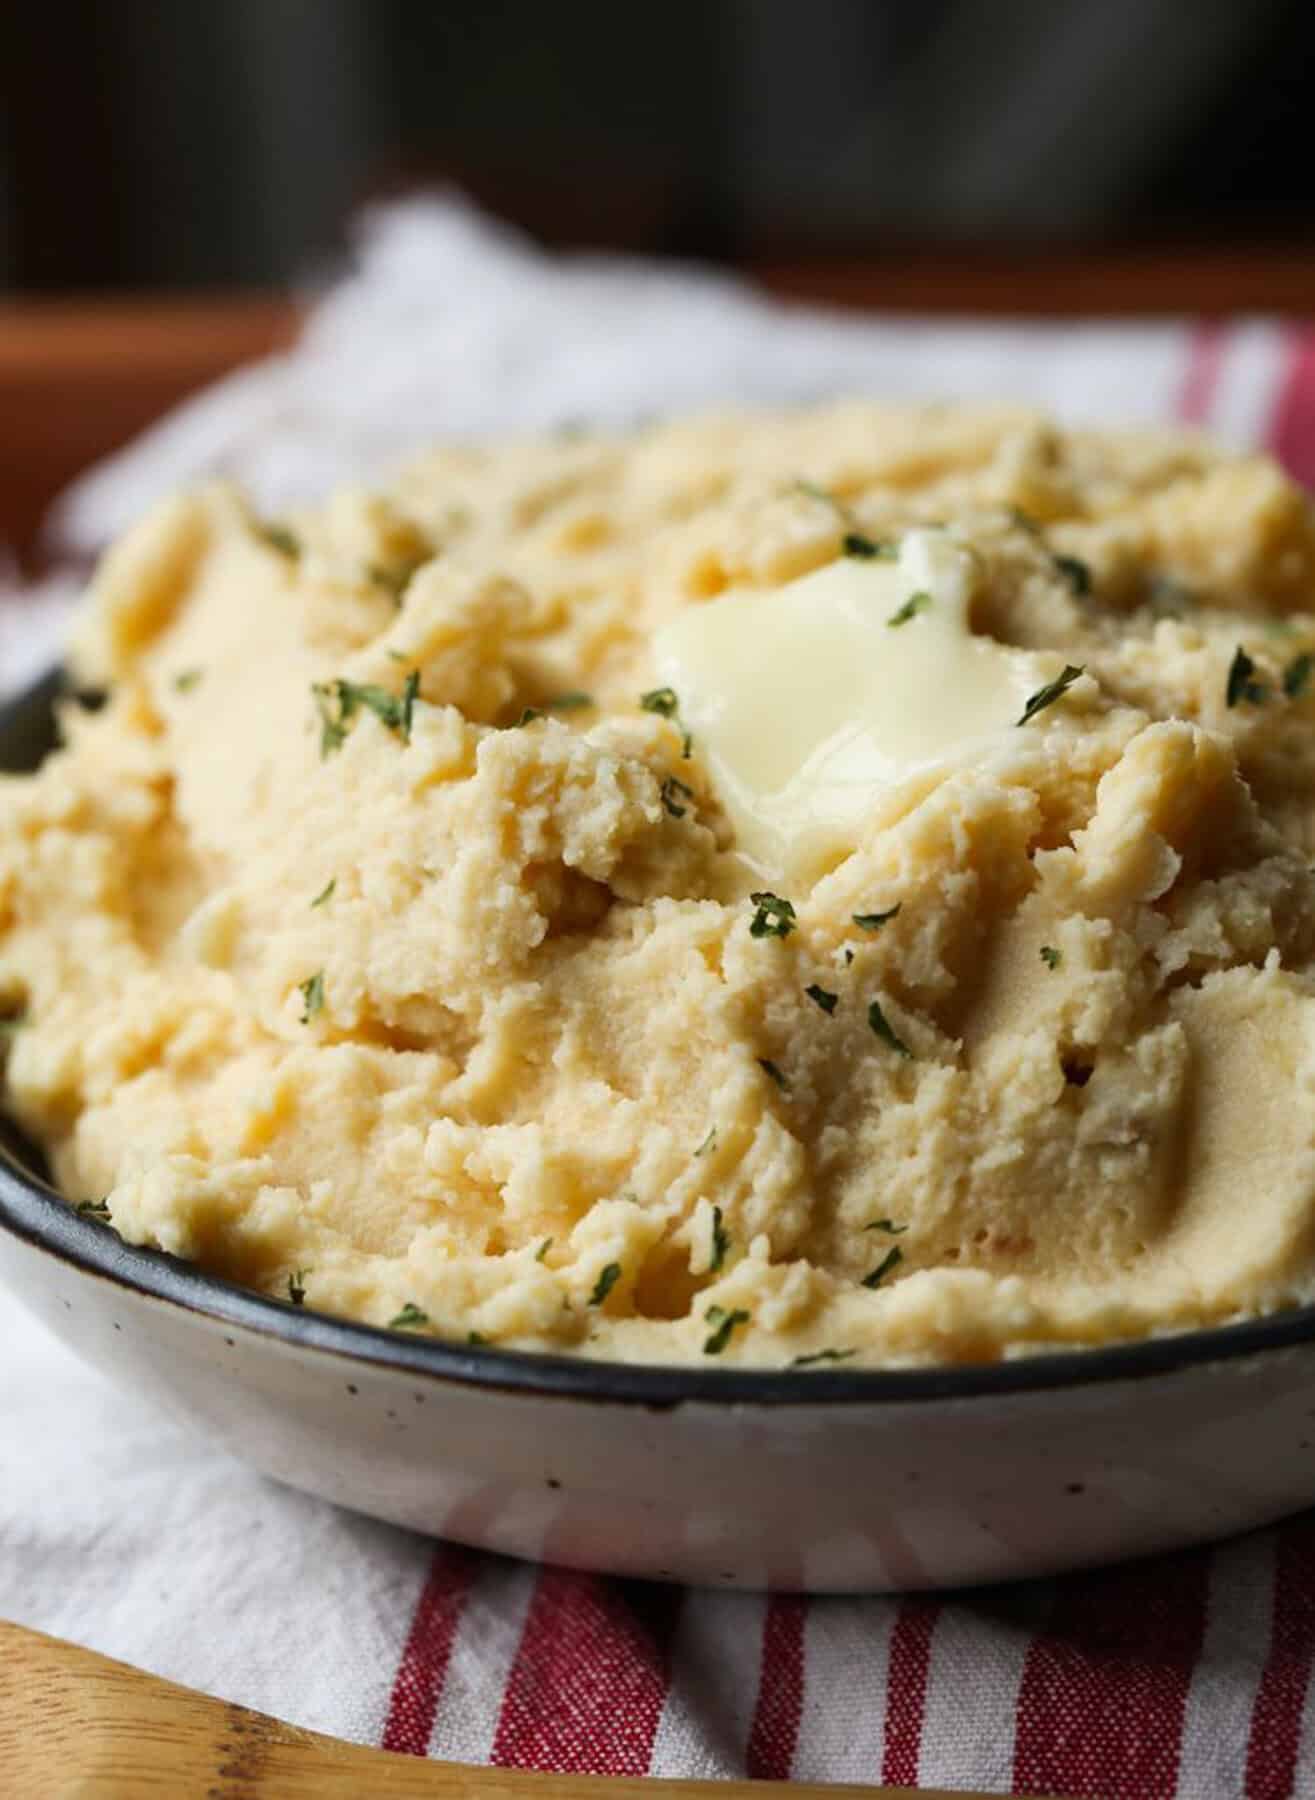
[653,530,1066,879]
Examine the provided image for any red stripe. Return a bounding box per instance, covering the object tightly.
[745,1594,808,1780]
[880,1597,940,1787]
[1011,1550,1210,1798]
[491,1569,683,1774]
[1267,327,1315,488]
[1177,321,1228,427]
[1245,1518,1315,1800]
[380,1544,480,1756]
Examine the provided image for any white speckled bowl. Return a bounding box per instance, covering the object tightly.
[6,671,1315,1592]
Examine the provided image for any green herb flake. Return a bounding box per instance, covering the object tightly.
[868,999,912,1058]
[546,692,593,711]
[805,983,838,1014]
[467,1330,488,1346]
[853,904,901,932]
[390,1302,429,1330]
[310,877,336,909]
[260,523,301,559]
[1284,652,1314,699]
[703,1305,750,1355]
[1226,646,1267,708]
[792,1347,857,1367]
[312,673,421,755]
[888,590,932,628]
[298,971,325,1023]
[515,707,546,727]
[749,891,797,939]
[661,775,694,818]
[1040,944,1062,970]
[695,1126,717,1158]
[1054,555,1092,596]
[287,1270,308,1306]
[639,686,692,755]
[710,1205,730,1274]
[864,1218,908,1234]
[862,1245,904,1289]
[758,1057,789,1091]
[535,1236,553,1263]
[794,479,839,507]
[1017,664,1086,727]
[76,1198,110,1220]
[589,1262,622,1307]
[173,668,204,694]
[843,531,897,561]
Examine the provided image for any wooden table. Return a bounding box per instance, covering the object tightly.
[3,246,1314,569]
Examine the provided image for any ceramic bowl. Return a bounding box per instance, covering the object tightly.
[6,670,1315,1593]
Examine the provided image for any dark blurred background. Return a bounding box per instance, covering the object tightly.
[2,0,1314,294]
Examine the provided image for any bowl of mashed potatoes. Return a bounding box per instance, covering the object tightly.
[4,401,1315,1590]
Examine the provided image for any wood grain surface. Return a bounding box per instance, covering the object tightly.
[0,1619,1037,1799]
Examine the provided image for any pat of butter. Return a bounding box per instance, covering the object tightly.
[653,530,1064,880]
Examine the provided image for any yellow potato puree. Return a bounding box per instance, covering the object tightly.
[6,402,1315,1367]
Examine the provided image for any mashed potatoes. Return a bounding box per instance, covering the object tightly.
[6,402,1315,1367]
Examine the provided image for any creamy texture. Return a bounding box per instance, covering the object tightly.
[655,528,1068,879]
[5,401,1315,1368]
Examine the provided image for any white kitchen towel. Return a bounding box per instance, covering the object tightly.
[3,194,1315,1798]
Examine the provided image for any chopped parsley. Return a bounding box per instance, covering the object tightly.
[843,531,897,561]
[794,479,839,507]
[710,1205,730,1273]
[545,692,593,711]
[757,1057,789,1091]
[888,590,932,628]
[703,1305,750,1355]
[862,1245,904,1289]
[1284,652,1313,699]
[695,1126,717,1157]
[805,983,838,1014]
[1054,555,1092,596]
[589,1262,622,1307]
[173,668,203,694]
[1017,664,1085,727]
[1040,944,1062,970]
[310,877,336,909]
[868,999,912,1058]
[514,707,546,727]
[864,1218,908,1234]
[298,971,325,1023]
[1226,646,1267,708]
[749,891,797,939]
[640,686,692,756]
[792,1347,856,1367]
[312,671,420,755]
[535,1237,553,1262]
[661,775,694,818]
[287,1270,308,1306]
[259,523,301,559]
[853,903,900,932]
[467,1331,488,1346]
[389,1303,429,1330]
[76,1199,110,1220]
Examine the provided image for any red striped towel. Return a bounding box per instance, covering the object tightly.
[4,202,1315,1799]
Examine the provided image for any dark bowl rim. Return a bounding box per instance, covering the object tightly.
[6,1155,1315,1408]
[5,666,1315,1409]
